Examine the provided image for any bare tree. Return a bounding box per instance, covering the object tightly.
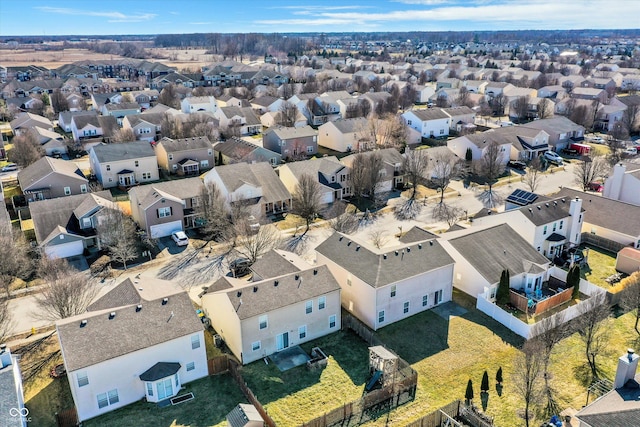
[197,182,234,243]
[512,340,544,427]
[577,293,611,379]
[490,93,507,116]
[96,208,138,270]
[234,224,281,264]
[432,203,463,227]
[349,152,384,207]
[290,174,323,237]
[537,99,553,119]
[619,272,640,334]
[431,150,464,204]
[160,113,183,139]
[524,157,544,192]
[607,123,629,165]
[511,96,530,122]
[277,101,298,127]
[0,221,32,298]
[0,299,14,343]
[476,141,505,207]
[8,132,44,167]
[328,202,358,234]
[158,84,180,109]
[403,148,429,201]
[50,89,69,113]
[573,154,609,191]
[369,229,388,249]
[33,257,99,321]
[111,127,137,143]
[621,103,640,134]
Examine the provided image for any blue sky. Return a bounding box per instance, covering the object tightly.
[1,0,638,36]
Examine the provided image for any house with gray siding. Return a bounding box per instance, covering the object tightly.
[18,157,89,202]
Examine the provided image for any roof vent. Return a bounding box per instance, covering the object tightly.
[80,319,87,328]
[418,243,422,249]
[575,197,579,201]
[395,251,399,256]
[553,201,557,206]
[109,312,116,320]
[537,206,541,210]
[136,304,142,312]
[383,254,387,259]
[295,274,300,281]
[237,291,242,297]
[162,297,168,305]
[545,203,549,207]
[528,208,533,213]
[347,241,352,246]
[313,269,318,275]
[356,245,360,251]
[429,241,434,246]
[561,198,566,203]
[487,210,492,215]
[339,236,343,241]
[253,286,258,293]
[274,280,279,287]
[407,247,411,253]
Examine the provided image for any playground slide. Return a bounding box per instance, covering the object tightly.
[366,370,383,391]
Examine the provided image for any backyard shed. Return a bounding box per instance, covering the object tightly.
[226,403,264,427]
[616,247,640,275]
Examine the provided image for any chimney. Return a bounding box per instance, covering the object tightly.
[0,344,12,369]
[614,349,640,389]
[568,196,583,246]
[604,163,626,200]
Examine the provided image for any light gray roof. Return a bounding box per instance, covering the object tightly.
[227,404,263,427]
[103,102,141,111]
[315,231,455,288]
[91,141,156,163]
[515,196,581,226]
[522,116,584,135]
[576,375,640,427]
[57,278,203,372]
[219,107,261,125]
[460,126,547,150]
[557,188,640,237]
[398,226,439,243]
[265,125,317,140]
[281,156,344,186]
[156,136,212,153]
[251,96,279,107]
[211,162,291,204]
[18,157,87,192]
[249,249,301,280]
[441,106,475,116]
[128,178,204,210]
[0,355,23,427]
[328,117,368,134]
[125,113,164,127]
[206,265,340,320]
[408,108,450,121]
[447,224,550,285]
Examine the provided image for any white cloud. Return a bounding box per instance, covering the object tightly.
[189,22,212,25]
[391,0,449,4]
[35,6,156,23]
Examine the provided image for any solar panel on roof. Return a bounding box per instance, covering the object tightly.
[506,189,539,206]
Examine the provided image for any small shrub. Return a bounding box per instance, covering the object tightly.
[90,255,111,276]
[481,371,489,392]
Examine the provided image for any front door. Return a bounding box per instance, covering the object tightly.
[276,332,289,351]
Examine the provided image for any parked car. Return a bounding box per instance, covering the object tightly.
[589,136,605,144]
[543,151,564,165]
[624,147,638,156]
[1,163,17,172]
[229,258,252,278]
[171,231,189,247]
[587,182,604,192]
[508,160,526,170]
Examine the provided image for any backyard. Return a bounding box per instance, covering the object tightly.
[579,244,619,289]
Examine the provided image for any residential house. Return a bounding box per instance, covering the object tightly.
[439,223,552,299]
[462,80,488,94]
[288,93,320,125]
[203,162,291,218]
[56,278,207,422]
[29,127,68,156]
[0,345,27,427]
[124,90,159,109]
[341,148,405,193]
[485,82,516,98]
[213,138,282,166]
[150,72,198,90]
[216,94,250,108]
[262,126,318,159]
[571,87,608,103]
[617,95,640,127]
[359,92,392,116]
[595,103,626,132]
[557,187,640,250]
[442,106,476,132]
[279,156,351,205]
[603,162,640,206]
[129,178,204,238]
[66,93,86,111]
[154,136,213,175]
[318,118,369,153]
[89,93,122,111]
[260,110,308,129]
[574,349,640,427]
[101,102,142,126]
[201,263,341,364]
[30,191,116,259]
[448,126,548,162]
[181,96,218,114]
[89,141,159,189]
[214,107,261,136]
[121,113,164,143]
[59,111,96,133]
[250,96,284,114]
[471,195,584,259]
[315,231,455,331]
[402,109,451,138]
[18,157,89,202]
[522,116,585,152]
[10,112,53,136]
[70,115,118,143]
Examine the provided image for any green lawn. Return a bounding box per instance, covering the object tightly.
[581,245,618,289]
[84,374,246,427]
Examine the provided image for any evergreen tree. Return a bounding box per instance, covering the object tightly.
[481,371,490,392]
[568,264,581,299]
[497,269,510,305]
[465,379,474,404]
[496,366,503,384]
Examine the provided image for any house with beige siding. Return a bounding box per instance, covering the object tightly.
[18,157,89,202]
[121,113,164,143]
[318,118,370,153]
[89,141,159,189]
[262,126,318,159]
[315,231,455,331]
[128,178,204,238]
[278,156,351,205]
[201,263,341,365]
[154,136,213,176]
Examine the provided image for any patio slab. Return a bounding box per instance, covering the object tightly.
[431,301,468,320]
[269,346,310,372]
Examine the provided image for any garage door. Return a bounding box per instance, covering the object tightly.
[44,240,84,259]
[150,220,183,239]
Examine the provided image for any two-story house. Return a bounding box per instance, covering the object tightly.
[201,264,341,365]
[401,108,451,138]
[89,141,159,189]
[213,138,282,167]
[315,231,455,331]
[101,102,142,126]
[128,178,204,238]
[58,111,96,133]
[318,118,370,153]
[154,136,213,176]
[214,107,261,136]
[341,148,405,192]
[278,156,351,205]
[180,96,218,114]
[522,116,585,152]
[262,126,318,159]
[603,162,640,206]
[56,278,207,423]
[18,157,89,202]
[0,345,27,427]
[70,115,118,143]
[121,113,164,143]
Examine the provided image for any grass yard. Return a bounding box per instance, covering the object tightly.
[240,330,369,426]
[580,245,618,289]
[84,374,246,427]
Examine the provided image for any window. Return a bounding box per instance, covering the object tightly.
[307,146,314,153]
[143,172,151,179]
[318,296,326,310]
[191,334,200,350]
[439,129,445,135]
[156,378,173,400]
[299,325,307,339]
[186,362,195,371]
[201,160,209,168]
[252,341,261,351]
[135,160,139,167]
[64,186,71,196]
[422,295,428,307]
[560,220,564,230]
[579,214,582,223]
[158,207,172,218]
[329,315,336,328]
[106,165,111,171]
[543,225,547,235]
[208,149,212,156]
[259,315,268,330]
[378,310,385,324]
[305,300,313,314]
[403,301,410,314]
[80,184,87,193]
[553,222,557,232]
[407,120,412,125]
[77,371,89,387]
[435,290,443,305]
[347,277,352,286]
[97,393,108,409]
[168,154,173,160]
[146,382,153,396]
[390,285,397,298]
[331,175,336,182]
[97,389,119,409]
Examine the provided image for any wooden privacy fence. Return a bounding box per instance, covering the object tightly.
[55,407,78,427]
[405,400,461,427]
[229,360,277,427]
[207,355,229,375]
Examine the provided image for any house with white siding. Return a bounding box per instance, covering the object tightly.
[89,141,159,189]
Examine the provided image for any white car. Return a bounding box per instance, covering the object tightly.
[589,136,604,144]
[543,151,564,165]
[171,231,189,246]
[1,163,17,172]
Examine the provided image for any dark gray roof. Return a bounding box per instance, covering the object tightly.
[87,278,143,312]
[216,265,340,320]
[104,102,141,111]
[447,224,550,284]
[409,108,450,121]
[281,156,345,187]
[227,404,263,427]
[251,96,279,107]
[249,249,301,280]
[441,106,475,116]
[576,377,640,427]
[557,188,640,237]
[522,116,584,135]
[139,362,181,382]
[516,196,577,226]
[91,141,156,162]
[399,226,439,243]
[211,162,291,204]
[56,279,203,372]
[461,126,547,150]
[97,116,119,137]
[128,178,204,210]
[315,231,455,288]
[265,125,317,140]
[18,157,87,192]
[0,354,24,427]
[125,113,164,127]
[156,136,212,153]
[71,114,101,129]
